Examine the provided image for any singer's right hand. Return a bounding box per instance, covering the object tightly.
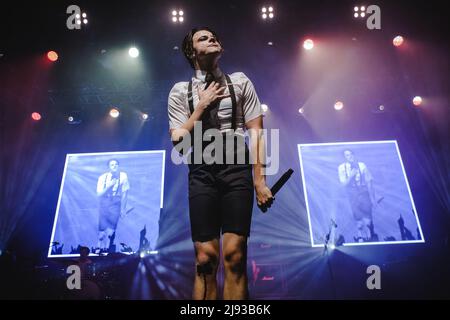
[197,81,230,109]
[106,179,117,188]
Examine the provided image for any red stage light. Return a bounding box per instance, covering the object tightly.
[47,51,58,62]
[31,112,42,121]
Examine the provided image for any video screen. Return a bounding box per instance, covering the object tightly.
[298,141,424,247]
[48,150,165,257]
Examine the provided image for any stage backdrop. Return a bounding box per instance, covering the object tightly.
[298,140,424,247]
[48,150,165,257]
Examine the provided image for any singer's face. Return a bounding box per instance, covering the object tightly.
[109,160,119,172]
[192,30,222,59]
[344,151,355,162]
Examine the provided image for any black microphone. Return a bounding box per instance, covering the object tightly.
[258,169,294,213]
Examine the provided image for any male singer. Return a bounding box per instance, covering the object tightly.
[96,159,129,252]
[338,149,377,242]
[168,27,273,299]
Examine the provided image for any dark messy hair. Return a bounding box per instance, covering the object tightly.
[182,27,223,69]
[107,158,120,167]
[343,149,354,156]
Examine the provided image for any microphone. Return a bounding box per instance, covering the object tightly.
[258,169,294,213]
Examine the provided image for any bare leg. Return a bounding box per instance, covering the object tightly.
[223,233,248,300]
[192,238,220,300]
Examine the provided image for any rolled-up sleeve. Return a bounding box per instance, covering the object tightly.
[168,82,189,130]
[239,72,263,123]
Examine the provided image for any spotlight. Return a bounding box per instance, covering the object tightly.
[31,112,42,121]
[353,6,366,18]
[379,105,385,111]
[261,6,274,19]
[413,96,422,106]
[140,251,146,259]
[303,39,314,50]
[171,9,184,23]
[109,108,120,118]
[267,41,274,46]
[298,107,305,114]
[261,104,269,113]
[128,47,139,58]
[334,101,344,110]
[329,244,336,250]
[47,51,58,62]
[67,111,82,124]
[393,35,404,47]
[141,113,149,121]
[83,19,88,24]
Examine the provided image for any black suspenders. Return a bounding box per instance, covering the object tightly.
[187,74,237,130]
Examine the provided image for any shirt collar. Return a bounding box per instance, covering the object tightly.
[194,68,224,82]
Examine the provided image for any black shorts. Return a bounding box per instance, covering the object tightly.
[188,163,254,242]
[98,196,121,231]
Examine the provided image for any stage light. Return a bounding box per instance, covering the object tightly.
[141,113,149,121]
[413,96,422,106]
[128,47,139,58]
[67,111,82,124]
[82,13,87,18]
[83,19,88,24]
[261,104,269,113]
[31,112,42,121]
[379,105,385,111]
[267,41,273,46]
[353,6,366,18]
[334,101,344,110]
[303,39,314,50]
[171,9,184,23]
[140,251,146,259]
[298,107,305,114]
[261,6,274,19]
[329,244,336,250]
[47,51,58,62]
[393,35,404,47]
[109,108,120,118]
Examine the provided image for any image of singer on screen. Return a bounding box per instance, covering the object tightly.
[338,149,378,243]
[96,159,130,252]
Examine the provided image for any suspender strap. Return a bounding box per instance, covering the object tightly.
[187,74,237,130]
[188,80,194,115]
[225,74,237,130]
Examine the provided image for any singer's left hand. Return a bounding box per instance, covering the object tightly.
[255,182,274,208]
